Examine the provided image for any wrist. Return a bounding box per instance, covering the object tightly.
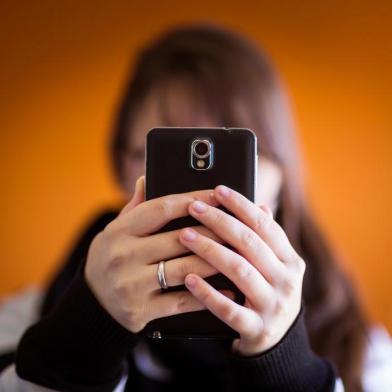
[225,305,336,391]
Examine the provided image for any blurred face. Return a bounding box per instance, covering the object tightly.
[120,87,283,214]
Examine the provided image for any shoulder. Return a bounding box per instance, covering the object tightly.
[0,286,44,352]
[362,324,392,391]
[0,285,44,371]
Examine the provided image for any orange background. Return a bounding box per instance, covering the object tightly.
[0,1,391,331]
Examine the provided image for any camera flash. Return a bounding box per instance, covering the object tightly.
[196,159,205,168]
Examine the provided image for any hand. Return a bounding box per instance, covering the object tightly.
[179,185,305,357]
[85,177,234,334]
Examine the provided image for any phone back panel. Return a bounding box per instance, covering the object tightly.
[144,127,257,340]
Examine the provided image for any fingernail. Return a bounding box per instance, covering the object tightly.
[182,228,198,241]
[185,275,196,288]
[191,200,207,213]
[216,185,230,197]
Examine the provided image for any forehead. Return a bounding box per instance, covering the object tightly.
[128,80,220,149]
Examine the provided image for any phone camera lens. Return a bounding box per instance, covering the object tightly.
[190,138,213,171]
[193,140,210,158]
[195,142,208,156]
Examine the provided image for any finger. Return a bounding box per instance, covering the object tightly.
[145,254,219,291]
[212,185,301,267]
[115,189,219,236]
[187,199,286,285]
[184,274,261,338]
[137,225,224,264]
[259,204,273,217]
[179,228,273,310]
[119,176,145,215]
[147,289,235,321]
[132,175,145,206]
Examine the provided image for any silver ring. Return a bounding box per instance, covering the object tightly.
[157,260,168,289]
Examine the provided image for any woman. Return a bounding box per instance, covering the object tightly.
[1,23,391,391]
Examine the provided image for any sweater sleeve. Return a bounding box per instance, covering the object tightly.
[224,306,337,391]
[15,261,141,392]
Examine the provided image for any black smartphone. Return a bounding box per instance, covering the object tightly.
[143,127,257,340]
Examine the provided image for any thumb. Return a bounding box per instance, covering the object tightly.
[119,176,145,215]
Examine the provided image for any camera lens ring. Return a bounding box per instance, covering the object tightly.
[192,139,211,159]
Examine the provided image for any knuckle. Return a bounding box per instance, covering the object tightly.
[156,198,172,218]
[191,194,202,203]
[198,226,223,243]
[199,239,214,257]
[266,286,278,309]
[99,227,115,247]
[213,209,225,225]
[177,292,191,313]
[129,274,145,294]
[274,298,283,315]
[108,244,133,267]
[180,259,195,279]
[101,225,111,241]
[222,304,239,324]
[111,280,147,333]
[255,210,274,231]
[232,260,251,279]
[103,218,125,238]
[291,253,306,275]
[274,297,288,318]
[114,281,145,320]
[280,276,296,296]
[107,251,123,271]
[123,307,137,323]
[198,288,212,304]
[102,221,115,237]
[113,279,133,300]
[262,326,274,340]
[240,230,258,249]
[124,308,145,332]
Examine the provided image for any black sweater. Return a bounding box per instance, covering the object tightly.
[13,209,337,391]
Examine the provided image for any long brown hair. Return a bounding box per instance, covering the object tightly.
[111,23,368,391]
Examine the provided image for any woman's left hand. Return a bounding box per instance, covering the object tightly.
[179,184,305,357]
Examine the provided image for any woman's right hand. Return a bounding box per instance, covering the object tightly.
[85,176,234,334]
